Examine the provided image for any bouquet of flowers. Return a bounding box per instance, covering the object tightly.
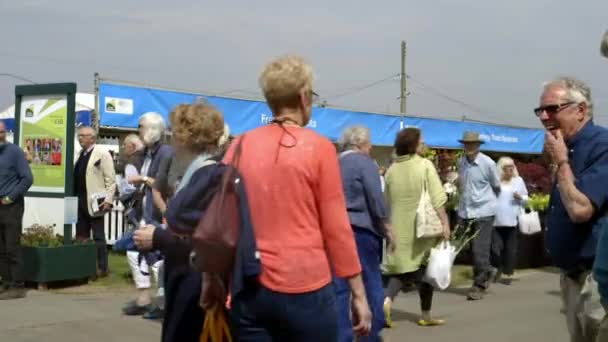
[443,170,459,211]
[449,220,480,255]
[422,220,479,266]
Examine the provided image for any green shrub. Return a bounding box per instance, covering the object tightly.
[21,224,91,247]
[525,193,550,212]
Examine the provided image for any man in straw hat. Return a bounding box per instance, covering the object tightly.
[456,131,500,301]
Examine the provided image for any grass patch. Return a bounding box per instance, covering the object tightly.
[50,252,133,294]
[451,265,472,287]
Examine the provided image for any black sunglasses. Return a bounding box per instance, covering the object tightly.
[311,90,320,103]
[533,102,575,117]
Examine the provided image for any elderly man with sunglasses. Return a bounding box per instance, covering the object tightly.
[538,76,608,342]
[593,30,608,342]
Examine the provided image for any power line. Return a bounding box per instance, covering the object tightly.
[406,75,490,114]
[405,74,511,124]
[0,73,37,84]
[0,51,154,73]
[323,73,400,101]
[215,88,261,97]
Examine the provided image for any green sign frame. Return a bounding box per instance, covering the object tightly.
[13,83,77,244]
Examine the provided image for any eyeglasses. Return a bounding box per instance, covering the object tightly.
[309,90,320,103]
[533,102,575,117]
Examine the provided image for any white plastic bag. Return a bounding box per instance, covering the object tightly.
[518,209,542,235]
[424,241,456,290]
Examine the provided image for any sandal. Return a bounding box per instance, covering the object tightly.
[383,299,393,328]
[417,318,445,327]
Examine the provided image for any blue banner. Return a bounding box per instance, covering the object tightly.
[0,118,14,131]
[98,82,544,153]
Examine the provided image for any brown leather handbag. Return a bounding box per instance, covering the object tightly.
[192,137,245,274]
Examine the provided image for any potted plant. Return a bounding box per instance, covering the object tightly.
[21,224,97,288]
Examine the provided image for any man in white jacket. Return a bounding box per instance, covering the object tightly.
[74,126,115,277]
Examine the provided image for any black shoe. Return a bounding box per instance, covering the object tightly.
[123,301,152,316]
[499,276,513,286]
[492,269,502,283]
[467,286,485,301]
[142,305,164,320]
[0,287,27,300]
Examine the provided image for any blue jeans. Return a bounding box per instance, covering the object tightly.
[231,281,338,341]
[334,227,385,342]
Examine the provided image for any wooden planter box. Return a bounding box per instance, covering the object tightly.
[22,243,97,285]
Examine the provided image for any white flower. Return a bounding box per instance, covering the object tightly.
[443,182,457,195]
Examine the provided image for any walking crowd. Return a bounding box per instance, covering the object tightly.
[0,32,608,342]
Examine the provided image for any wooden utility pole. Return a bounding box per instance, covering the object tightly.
[400,41,407,128]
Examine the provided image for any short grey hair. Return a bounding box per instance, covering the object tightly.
[601,30,608,58]
[78,126,98,138]
[338,125,370,151]
[139,112,166,145]
[543,77,594,117]
[123,133,144,151]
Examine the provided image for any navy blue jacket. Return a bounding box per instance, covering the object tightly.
[133,143,173,226]
[158,158,259,342]
[339,151,387,236]
[165,162,260,299]
[0,143,33,202]
[546,121,608,271]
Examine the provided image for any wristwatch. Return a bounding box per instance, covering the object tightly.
[143,176,149,184]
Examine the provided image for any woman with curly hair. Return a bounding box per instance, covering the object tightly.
[134,102,228,342]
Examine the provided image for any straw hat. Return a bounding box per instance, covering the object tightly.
[458,131,485,144]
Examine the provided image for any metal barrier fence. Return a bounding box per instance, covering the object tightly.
[104,200,128,245]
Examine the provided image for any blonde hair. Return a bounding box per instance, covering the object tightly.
[123,134,144,151]
[169,103,225,153]
[259,55,313,113]
[497,156,519,180]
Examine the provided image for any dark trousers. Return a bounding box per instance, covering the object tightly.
[0,201,25,287]
[385,269,434,312]
[491,226,518,276]
[76,206,108,273]
[161,267,204,342]
[464,216,495,288]
[335,228,384,342]
[231,282,338,342]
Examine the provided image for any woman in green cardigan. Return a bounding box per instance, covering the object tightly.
[382,127,450,327]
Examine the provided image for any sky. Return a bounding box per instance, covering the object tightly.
[1,0,607,128]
